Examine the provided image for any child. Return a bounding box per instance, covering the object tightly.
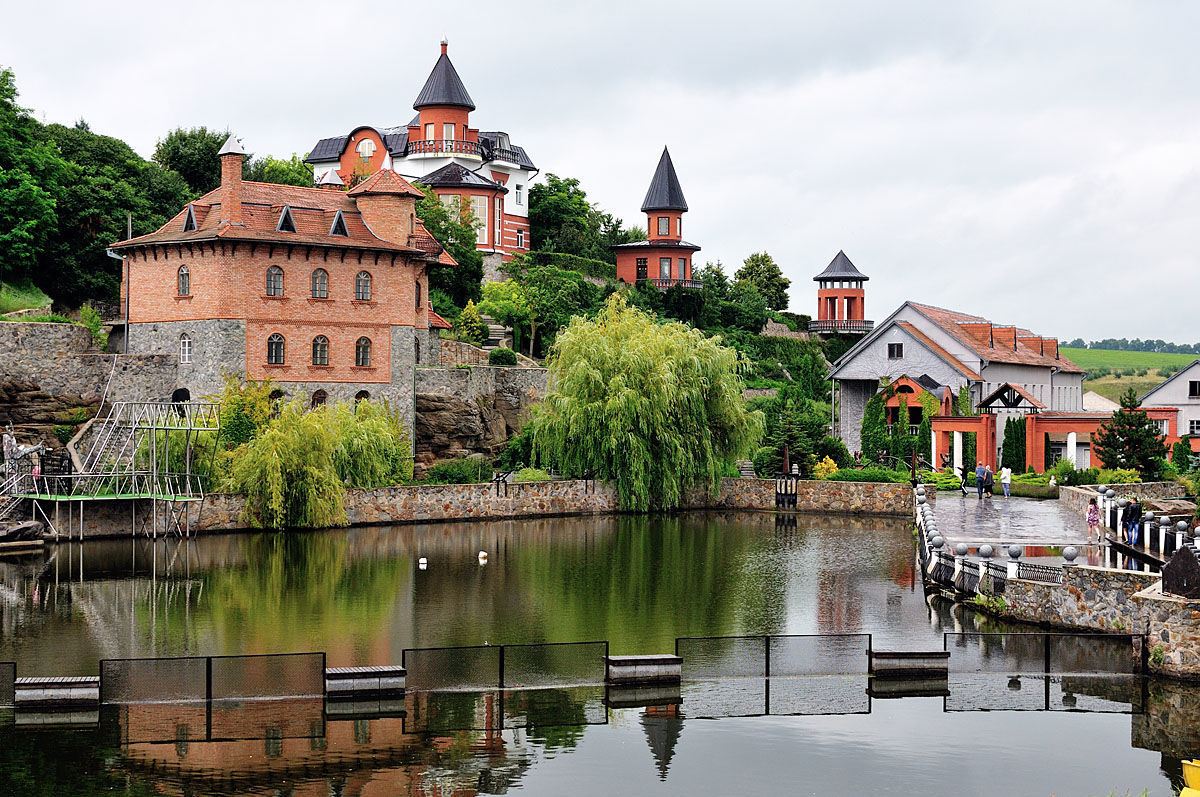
[1086,497,1100,542]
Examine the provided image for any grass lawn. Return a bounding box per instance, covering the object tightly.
[1061,347,1199,403]
[0,282,50,315]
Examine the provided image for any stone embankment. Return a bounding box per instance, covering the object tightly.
[1059,482,1186,515]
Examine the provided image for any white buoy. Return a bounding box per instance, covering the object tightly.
[478,550,488,565]
[418,557,428,570]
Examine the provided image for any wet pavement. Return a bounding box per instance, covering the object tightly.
[933,493,1093,548]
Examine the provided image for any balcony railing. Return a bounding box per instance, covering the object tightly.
[886,425,922,437]
[645,278,703,291]
[808,319,874,334]
[488,146,522,164]
[406,139,482,157]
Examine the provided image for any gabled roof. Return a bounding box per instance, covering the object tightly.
[347,168,425,198]
[1141,358,1200,403]
[814,250,868,281]
[641,147,688,212]
[896,322,984,381]
[909,303,1083,373]
[418,162,506,192]
[109,179,424,255]
[978,382,1047,411]
[428,308,452,329]
[413,48,476,111]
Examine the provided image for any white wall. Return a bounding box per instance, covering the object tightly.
[1142,360,1200,436]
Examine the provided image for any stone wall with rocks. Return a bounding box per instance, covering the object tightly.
[438,339,537,368]
[682,478,928,516]
[0,322,177,448]
[1002,565,1153,633]
[413,365,549,467]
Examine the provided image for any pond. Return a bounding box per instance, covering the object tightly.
[0,511,1192,795]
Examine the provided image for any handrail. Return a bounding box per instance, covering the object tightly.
[406,138,482,157]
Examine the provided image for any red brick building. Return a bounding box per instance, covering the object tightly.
[612,147,701,288]
[810,251,873,334]
[110,136,453,419]
[306,42,536,272]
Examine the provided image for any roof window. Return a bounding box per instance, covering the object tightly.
[330,210,348,237]
[182,204,197,232]
[277,206,297,234]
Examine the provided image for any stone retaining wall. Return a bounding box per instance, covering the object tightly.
[1002,565,1154,633]
[36,477,921,537]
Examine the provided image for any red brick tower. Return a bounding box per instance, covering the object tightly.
[810,251,873,334]
[613,147,700,287]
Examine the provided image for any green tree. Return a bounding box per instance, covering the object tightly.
[479,279,530,353]
[1001,416,1027,472]
[532,294,763,509]
[521,265,597,355]
[414,184,484,307]
[734,251,791,311]
[1093,387,1168,478]
[244,153,313,186]
[528,173,643,263]
[723,280,769,331]
[453,299,488,346]
[152,126,230,195]
[1172,436,1195,472]
[860,390,889,463]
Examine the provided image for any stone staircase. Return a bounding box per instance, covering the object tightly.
[478,315,511,350]
[737,460,756,479]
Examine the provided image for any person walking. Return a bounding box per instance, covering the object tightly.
[958,466,968,496]
[974,461,986,499]
[1000,466,1012,499]
[983,464,995,498]
[1086,497,1100,542]
[1126,496,1142,547]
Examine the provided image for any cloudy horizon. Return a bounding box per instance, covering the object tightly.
[6,0,1199,343]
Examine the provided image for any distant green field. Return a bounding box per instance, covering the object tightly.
[1060,347,1197,371]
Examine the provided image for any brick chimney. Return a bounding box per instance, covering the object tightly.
[218,135,246,226]
[441,38,448,55]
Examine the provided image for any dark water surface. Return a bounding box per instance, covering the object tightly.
[0,511,1191,795]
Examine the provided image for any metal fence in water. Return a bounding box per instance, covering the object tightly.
[402,641,608,692]
[0,662,15,708]
[402,686,609,734]
[675,634,872,718]
[942,633,1144,713]
[99,652,326,744]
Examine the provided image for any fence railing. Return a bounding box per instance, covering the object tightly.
[403,641,608,692]
[1016,561,1065,585]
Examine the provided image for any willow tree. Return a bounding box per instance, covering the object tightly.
[532,295,763,510]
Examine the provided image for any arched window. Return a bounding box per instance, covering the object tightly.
[267,334,285,364]
[266,266,284,296]
[179,333,193,364]
[312,335,329,366]
[177,265,190,296]
[356,138,376,160]
[355,271,372,301]
[355,337,371,367]
[311,269,328,298]
[354,390,370,403]
[311,389,327,408]
[415,280,422,308]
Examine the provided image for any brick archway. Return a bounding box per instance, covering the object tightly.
[931,414,998,473]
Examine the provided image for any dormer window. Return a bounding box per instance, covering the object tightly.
[277,206,296,234]
[182,204,197,232]
[329,210,348,237]
[356,138,376,160]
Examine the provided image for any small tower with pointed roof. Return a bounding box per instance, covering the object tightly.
[613,147,701,287]
[811,250,873,334]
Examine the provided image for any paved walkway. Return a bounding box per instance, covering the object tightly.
[932,493,1093,547]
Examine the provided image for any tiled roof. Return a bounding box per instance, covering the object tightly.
[413,51,475,110]
[110,180,423,254]
[979,382,1047,410]
[347,169,425,198]
[909,303,1083,374]
[896,322,984,381]
[641,147,688,212]
[428,308,452,329]
[478,132,538,170]
[306,136,348,163]
[610,239,702,251]
[813,250,868,281]
[418,162,506,192]
[409,218,458,267]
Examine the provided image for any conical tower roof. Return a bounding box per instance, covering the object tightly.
[640,147,688,212]
[413,42,476,111]
[813,250,869,281]
[641,713,683,780]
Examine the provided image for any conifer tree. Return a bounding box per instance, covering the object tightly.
[1093,387,1167,479]
[860,391,889,463]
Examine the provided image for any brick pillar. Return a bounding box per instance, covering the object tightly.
[1025,415,1043,473]
[220,153,244,226]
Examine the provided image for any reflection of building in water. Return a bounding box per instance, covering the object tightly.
[642,704,682,781]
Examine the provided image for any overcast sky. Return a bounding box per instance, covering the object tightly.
[7,1,1199,342]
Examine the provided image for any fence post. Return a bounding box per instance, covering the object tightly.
[205,656,213,741]
[498,645,506,691]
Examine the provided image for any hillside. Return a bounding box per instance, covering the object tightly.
[1061,347,1197,403]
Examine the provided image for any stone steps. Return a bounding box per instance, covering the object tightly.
[737,460,756,478]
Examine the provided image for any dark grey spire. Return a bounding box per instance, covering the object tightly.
[813,250,869,281]
[413,42,476,111]
[640,147,688,212]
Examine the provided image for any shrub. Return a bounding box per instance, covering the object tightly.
[79,304,107,348]
[1097,467,1141,485]
[424,457,493,484]
[812,456,839,480]
[513,467,551,482]
[497,425,534,470]
[826,467,909,483]
[53,425,75,445]
[488,347,518,366]
[3,313,73,324]
[454,299,488,346]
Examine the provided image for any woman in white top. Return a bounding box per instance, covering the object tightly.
[1000,466,1013,498]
